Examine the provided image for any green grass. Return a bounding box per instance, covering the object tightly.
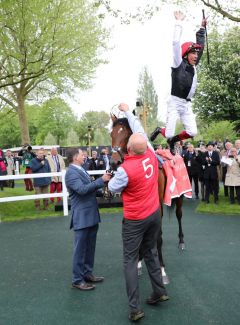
[0,183,122,222]
[0,185,62,222]
[196,187,240,215]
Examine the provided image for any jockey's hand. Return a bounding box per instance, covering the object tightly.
[174,10,185,21]
[118,103,129,112]
[201,16,208,28]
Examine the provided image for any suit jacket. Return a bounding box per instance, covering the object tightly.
[182,151,201,177]
[46,154,65,182]
[202,151,220,180]
[65,164,105,230]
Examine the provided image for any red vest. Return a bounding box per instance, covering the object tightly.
[121,148,160,220]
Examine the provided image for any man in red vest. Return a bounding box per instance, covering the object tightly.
[108,103,168,322]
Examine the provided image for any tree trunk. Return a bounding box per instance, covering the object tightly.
[17,94,30,144]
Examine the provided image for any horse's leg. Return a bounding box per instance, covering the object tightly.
[157,217,170,285]
[176,196,185,250]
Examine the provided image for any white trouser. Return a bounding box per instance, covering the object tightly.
[165,96,197,139]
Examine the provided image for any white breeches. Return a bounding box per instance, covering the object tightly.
[165,96,198,139]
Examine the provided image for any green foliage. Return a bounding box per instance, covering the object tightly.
[198,120,237,143]
[64,129,79,146]
[194,27,240,132]
[0,109,21,147]
[136,66,162,140]
[0,0,109,142]
[43,133,57,145]
[34,98,76,145]
[76,110,110,145]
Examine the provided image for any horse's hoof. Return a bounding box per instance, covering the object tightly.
[163,275,170,285]
[179,243,185,250]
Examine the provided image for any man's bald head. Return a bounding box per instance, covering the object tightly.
[127,133,147,155]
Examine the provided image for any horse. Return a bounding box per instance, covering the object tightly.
[110,115,185,283]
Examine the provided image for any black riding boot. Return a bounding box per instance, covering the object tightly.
[167,135,181,155]
[150,127,162,142]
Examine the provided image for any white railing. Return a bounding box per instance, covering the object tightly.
[0,170,106,216]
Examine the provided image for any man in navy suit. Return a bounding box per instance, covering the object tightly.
[202,142,220,204]
[65,148,112,291]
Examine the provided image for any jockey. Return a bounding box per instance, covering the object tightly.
[150,10,207,153]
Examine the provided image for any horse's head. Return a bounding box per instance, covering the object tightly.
[110,114,132,170]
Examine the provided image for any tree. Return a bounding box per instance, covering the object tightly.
[99,0,240,23]
[0,108,21,148]
[198,121,237,143]
[136,66,162,136]
[0,0,108,143]
[44,133,57,145]
[64,129,80,146]
[76,111,110,145]
[34,98,76,145]
[194,27,240,132]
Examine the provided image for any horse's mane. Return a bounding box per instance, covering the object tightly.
[112,117,130,128]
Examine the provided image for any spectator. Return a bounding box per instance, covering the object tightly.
[88,150,98,170]
[203,142,220,204]
[196,143,207,201]
[97,148,110,170]
[30,148,51,211]
[46,147,65,203]
[5,150,15,188]
[82,150,92,171]
[182,143,201,199]
[18,144,36,191]
[220,141,233,197]
[108,103,168,322]
[225,148,240,204]
[65,148,111,291]
[235,139,240,155]
[0,149,7,191]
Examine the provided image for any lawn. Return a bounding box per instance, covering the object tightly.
[196,187,240,215]
[0,182,122,222]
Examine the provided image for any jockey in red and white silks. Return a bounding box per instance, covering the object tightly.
[150,11,207,151]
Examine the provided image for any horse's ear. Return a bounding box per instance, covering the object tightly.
[132,109,136,116]
[110,113,117,122]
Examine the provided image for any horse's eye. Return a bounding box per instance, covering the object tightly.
[118,127,123,134]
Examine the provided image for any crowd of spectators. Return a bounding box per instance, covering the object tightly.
[0,145,111,209]
[177,139,240,205]
[1,141,239,207]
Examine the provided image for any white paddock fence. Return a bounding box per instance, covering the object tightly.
[0,170,105,216]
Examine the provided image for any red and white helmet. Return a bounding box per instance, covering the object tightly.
[181,42,202,58]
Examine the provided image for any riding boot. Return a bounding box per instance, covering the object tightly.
[150,127,165,142]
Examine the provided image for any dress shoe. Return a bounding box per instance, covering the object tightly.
[150,127,162,142]
[128,309,145,322]
[146,293,169,305]
[72,282,95,290]
[85,275,104,283]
